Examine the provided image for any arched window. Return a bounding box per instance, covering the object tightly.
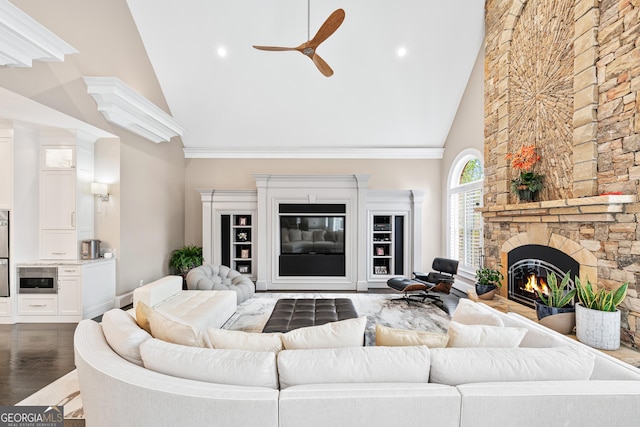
[448,150,484,277]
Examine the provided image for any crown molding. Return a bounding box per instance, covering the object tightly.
[83,77,185,143]
[0,0,77,67]
[182,146,445,159]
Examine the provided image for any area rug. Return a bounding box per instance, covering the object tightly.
[223,292,452,346]
[16,292,453,420]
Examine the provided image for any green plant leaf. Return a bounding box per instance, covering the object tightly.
[611,282,628,307]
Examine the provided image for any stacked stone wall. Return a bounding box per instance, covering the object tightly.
[484,0,640,347]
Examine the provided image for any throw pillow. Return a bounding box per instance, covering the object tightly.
[208,328,284,352]
[100,308,152,366]
[277,346,431,389]
[148,309,207,347]
[301,230,314,241]
[288,229,302,241]
[447,321,527,348]
[281,228,290,243]
[281,316,367,350]
[429,347,595,385]
[375,324,449,348]
[140,338,279,389]
[135,301,154,334]
[312,229,326,241]
[451,298,504,327]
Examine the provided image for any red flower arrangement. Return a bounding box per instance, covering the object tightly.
[505,145,543,196]
[506,145,540,172]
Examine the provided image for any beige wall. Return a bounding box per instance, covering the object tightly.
[440,45,486,260]
[185,159,442,271]
[119,136,185,293]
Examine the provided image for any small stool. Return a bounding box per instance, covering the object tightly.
[262,298,358,333]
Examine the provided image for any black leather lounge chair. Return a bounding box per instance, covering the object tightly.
[387,257,459,304]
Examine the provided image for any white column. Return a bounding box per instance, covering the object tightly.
[198,189,213,265]
[254,175,269,291]
[411,190,426,272]
[355,174,370,291]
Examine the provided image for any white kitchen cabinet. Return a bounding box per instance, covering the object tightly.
[41,230,77,259]
[40,171,76,229]
[18,294,57,315]
[58,265,82,316]
[17,259,115,321]
[39,134,95,260]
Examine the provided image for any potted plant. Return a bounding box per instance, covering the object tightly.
[169,245,203,288]
[475,266,504,300]
[534,271,576,334]
[505,144,544,202]
[574,277,628,350]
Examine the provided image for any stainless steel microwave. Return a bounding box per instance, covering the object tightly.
[17,266,58,294]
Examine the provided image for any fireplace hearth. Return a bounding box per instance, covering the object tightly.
[507,245,579,308]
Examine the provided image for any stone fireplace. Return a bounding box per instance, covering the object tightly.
[484,0,640,347]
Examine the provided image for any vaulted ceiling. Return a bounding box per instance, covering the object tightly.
[1,1,485,159]
[126,0,485,158]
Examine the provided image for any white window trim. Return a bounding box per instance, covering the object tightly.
[447,149,484,280]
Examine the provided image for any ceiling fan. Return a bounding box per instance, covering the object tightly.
[253,7,345,77]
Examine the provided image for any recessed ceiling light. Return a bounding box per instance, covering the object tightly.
[217,47,227,57]
[397,47,407,58]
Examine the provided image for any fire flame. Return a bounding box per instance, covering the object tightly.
[523,274,549,296]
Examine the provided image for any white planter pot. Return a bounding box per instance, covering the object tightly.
[575,303,621,350]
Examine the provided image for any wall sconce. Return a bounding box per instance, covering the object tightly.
[91,183,110,201]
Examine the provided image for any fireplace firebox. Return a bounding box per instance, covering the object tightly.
[507,245,579,308]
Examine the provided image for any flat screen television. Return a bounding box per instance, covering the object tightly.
[280,215,345,254]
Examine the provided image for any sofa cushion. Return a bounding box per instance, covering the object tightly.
[447,321,527,348]
[277,346,431,389]
[429,347,595,385]
[208,328,284,352]
[140,338,279,389]
[133,275,182,308]
[451,298,505,327]
[281,316,367,350]
[100,308,152,366]
[154,290,237,331]
[375,324,449,347]
[148,309,208,347]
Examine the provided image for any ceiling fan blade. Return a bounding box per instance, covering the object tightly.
[308,9,345,48]
[253,45,297,51]
[311,53,334,77]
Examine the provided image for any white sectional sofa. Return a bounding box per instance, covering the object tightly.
[74,299,640,427]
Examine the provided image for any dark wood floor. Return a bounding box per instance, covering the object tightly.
[0,322,77,406]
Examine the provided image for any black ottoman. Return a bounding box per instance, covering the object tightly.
[262,298,358,333]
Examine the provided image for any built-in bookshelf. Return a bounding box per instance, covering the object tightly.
[221,213,255,278]
[370,214,405,279]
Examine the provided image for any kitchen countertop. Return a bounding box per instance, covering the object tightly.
[16,257,116,267]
